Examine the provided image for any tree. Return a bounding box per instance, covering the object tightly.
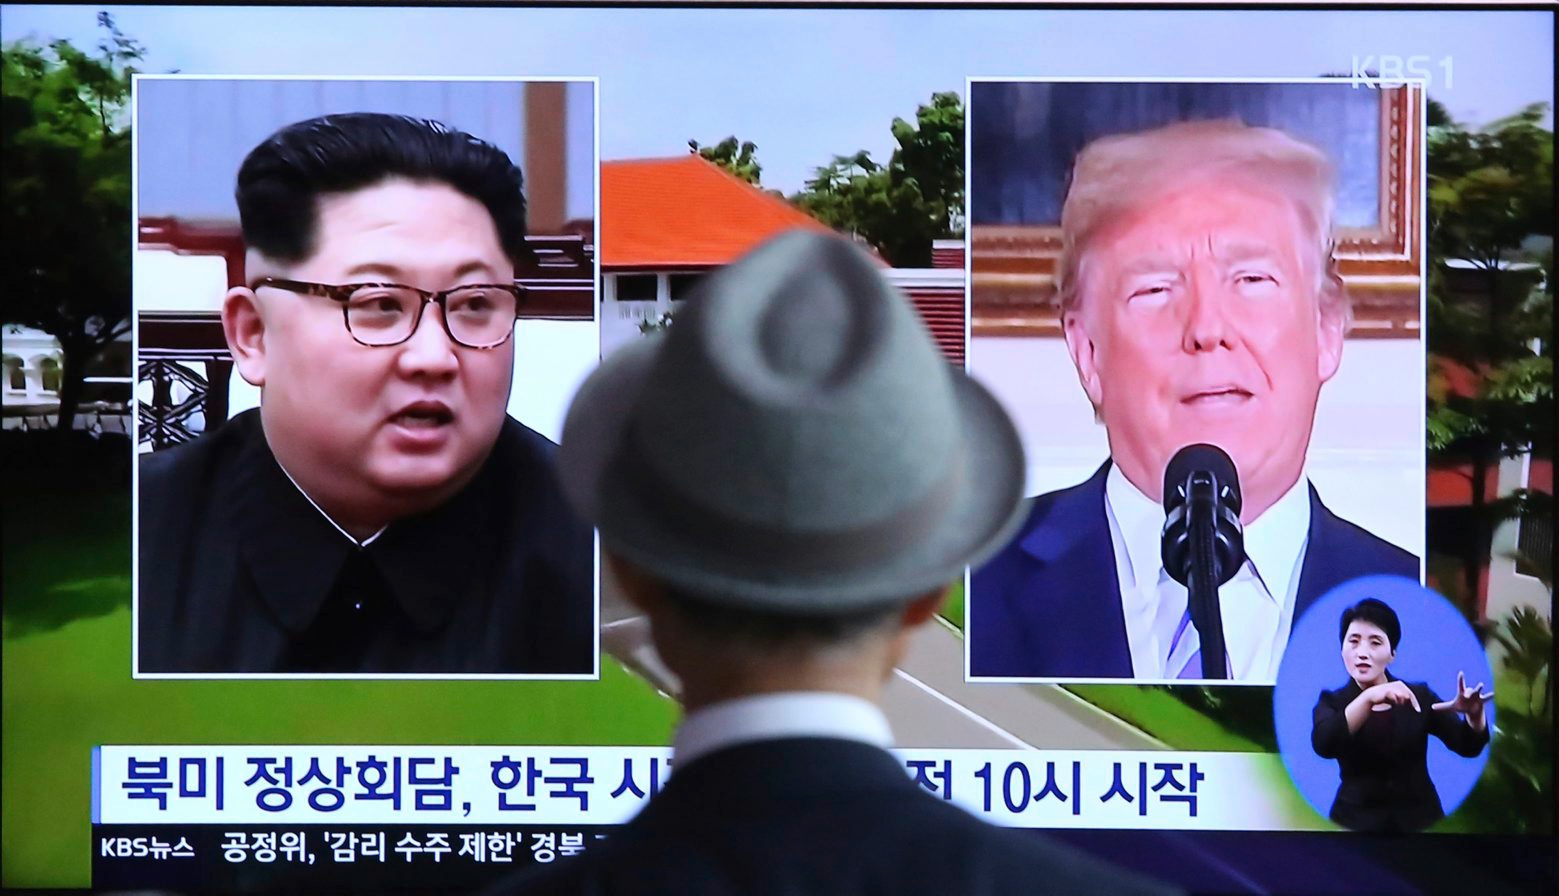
[1423,102,1553,610]
[1,13,141,433]
[689,136,762,185]
[792,149,890,249]
[792,91,964,267]
[1456,591,1553,834]
[888,90,964,238]
[1493,604,1552,720]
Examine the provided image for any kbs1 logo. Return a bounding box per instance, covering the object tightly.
[1349,55,1453,89]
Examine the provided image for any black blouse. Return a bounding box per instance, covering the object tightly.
[1311,677,1490,832]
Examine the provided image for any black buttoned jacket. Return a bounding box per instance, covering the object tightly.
[138,409,593,674]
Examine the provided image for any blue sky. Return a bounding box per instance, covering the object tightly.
[3,5,1552,195]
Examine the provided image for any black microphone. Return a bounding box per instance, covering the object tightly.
[1160,444,1245,679]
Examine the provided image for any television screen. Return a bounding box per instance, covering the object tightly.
[2,4,1551,893]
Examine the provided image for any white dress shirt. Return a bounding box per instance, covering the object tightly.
[673,691,894,768]
[1104,463,1310,683]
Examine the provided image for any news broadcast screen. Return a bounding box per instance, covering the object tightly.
[1,4,1552,893]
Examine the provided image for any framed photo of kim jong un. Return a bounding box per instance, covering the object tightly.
[131,76,600,679]
[963,78,1426,686]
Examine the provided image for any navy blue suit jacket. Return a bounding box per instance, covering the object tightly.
[969,462,1418,679]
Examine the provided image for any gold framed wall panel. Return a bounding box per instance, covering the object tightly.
[970,85,1422,338]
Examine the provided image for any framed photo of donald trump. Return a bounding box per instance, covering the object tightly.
[964,79,1426,685]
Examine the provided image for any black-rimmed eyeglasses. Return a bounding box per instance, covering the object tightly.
[251,277,525,349]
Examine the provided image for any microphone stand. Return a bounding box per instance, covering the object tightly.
[1185,476,1228,679]
[1162,444,1243,681]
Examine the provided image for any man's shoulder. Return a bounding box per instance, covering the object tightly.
[977,463,1110,573]
[495,415,559,459]
[136,414,264,669]
[968,462,1130,678]
[484,417,585,536]
[485,416,565,493]
[898,795,1175,894]
[491,737,1174,896]
[491,789,1174,896]
[139,412,260,502]
[476,416,593,673]
[1310,492,1419,577]
[1024,464,1111,523]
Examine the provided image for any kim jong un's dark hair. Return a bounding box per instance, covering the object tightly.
[235,112,528,266]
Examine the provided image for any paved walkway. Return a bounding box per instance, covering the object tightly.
[599,563,1162,751]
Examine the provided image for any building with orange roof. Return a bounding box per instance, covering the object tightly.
[599,155,966,361]
[601,155,835,271]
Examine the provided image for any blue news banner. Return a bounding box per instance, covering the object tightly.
[92,745,1305,889]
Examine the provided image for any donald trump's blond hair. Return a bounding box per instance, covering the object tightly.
[1056,119,1351,330]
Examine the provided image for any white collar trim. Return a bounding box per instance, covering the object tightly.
[673,691,893,768]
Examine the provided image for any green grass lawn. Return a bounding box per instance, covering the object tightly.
[1,486,677,889]
[938,579,966,629]
[942,576,1264,754]
[1059,684,1322,828]
[943,582,1323,823]
[4,485,133,639]
[1062,684,1266,752]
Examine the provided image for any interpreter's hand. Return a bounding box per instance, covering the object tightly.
[1431,671,1493,730]
[1363,680,1421,713]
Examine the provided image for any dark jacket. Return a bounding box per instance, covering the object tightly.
[1310,678,1490,832]
[137,409,593,674]
[969,462,1419,678]
[489,737,1177,896]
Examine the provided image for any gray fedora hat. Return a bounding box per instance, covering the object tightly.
[558,230,1027,613]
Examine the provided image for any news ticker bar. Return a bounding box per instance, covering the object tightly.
[92,824,612,892]
[95,746,1323,830]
